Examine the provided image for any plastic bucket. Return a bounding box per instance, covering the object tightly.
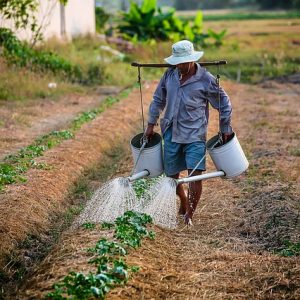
[130,132,164,178]
[207,133,249,178]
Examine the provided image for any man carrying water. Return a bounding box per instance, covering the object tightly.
[145,40,233,225]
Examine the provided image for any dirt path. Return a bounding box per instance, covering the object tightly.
[11,80,300,298]
[0,86,121,160]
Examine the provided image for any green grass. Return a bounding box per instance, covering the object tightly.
[0,59,85,101]
[179,11,300,21]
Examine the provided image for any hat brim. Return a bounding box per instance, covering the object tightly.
[164,51,204,65]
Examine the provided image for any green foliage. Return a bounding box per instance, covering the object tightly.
[117,0,226,46]
[0,29,104,85]
[0,163,26,187]
[278,241,300,257]
[132,178,150,199]
[101,222,115,229]
[88,239,127,256]
[95,7,110,33]
[0,0,39,35]
[82,223,96,230]
[207,29,227,47]
[132,177,161,199]
[114,211,155,248]
[47,211,154,300]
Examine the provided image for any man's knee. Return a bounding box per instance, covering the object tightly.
[169,173,180,179]
[188,169,202,176]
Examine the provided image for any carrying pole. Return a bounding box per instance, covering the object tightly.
[131,61,227,68]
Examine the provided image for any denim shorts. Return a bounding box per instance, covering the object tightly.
[163,126,206,176]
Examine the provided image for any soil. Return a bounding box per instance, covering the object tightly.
[1,79,299,299]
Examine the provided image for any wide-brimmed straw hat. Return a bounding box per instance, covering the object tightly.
[164,40,204,65]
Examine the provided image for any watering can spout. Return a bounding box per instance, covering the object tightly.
[127,170,150,182]
[177,171,225,185]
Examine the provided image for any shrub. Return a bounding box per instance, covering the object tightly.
[117,0,226,47]
[95,7,110,33]
[0,28,104,85]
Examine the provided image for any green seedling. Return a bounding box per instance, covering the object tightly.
[82,223,96,230]
[47,211,154,299]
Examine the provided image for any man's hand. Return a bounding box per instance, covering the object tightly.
[145,123,155,140]
[222,132,234,144]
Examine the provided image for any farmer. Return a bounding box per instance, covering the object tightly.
[145,40,233,225]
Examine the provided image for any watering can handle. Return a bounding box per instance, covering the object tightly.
[130,139,147,176]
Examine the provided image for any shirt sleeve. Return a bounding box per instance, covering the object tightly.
[206,74,233,134]
[148,72,167,125]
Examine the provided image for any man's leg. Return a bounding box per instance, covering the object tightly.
[170,173,188,215]
[185,170,203,223]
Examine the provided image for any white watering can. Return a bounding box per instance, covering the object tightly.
[127,132,164,182]
[128,132,249,184]
[177,132,249,185]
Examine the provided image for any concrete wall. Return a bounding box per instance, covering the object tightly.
[64,0,96,38]
[0,0,96,41]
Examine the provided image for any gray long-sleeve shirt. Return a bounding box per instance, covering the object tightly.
[148,63,233,143]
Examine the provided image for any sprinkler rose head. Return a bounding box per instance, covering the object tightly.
[118,177,130,187]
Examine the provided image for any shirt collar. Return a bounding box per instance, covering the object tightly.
[177,63,205,86]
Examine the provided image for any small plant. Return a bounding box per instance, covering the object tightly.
[47,211,154,299]
[278,240,300,257]
[101,222,115,230]
[132,176,161,199]
[88,239,127,256]
[82,223,96,230]
[132,178,150,199]
[114,211,155,248]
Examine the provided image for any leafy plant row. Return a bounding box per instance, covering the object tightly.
[0,28,103,85]
[117,0,226,47]
[47,211,155,299]
[0,95,122,191]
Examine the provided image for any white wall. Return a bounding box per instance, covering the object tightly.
[39,0,61,40]
[0,0,95,41]
[64,0,95,38]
